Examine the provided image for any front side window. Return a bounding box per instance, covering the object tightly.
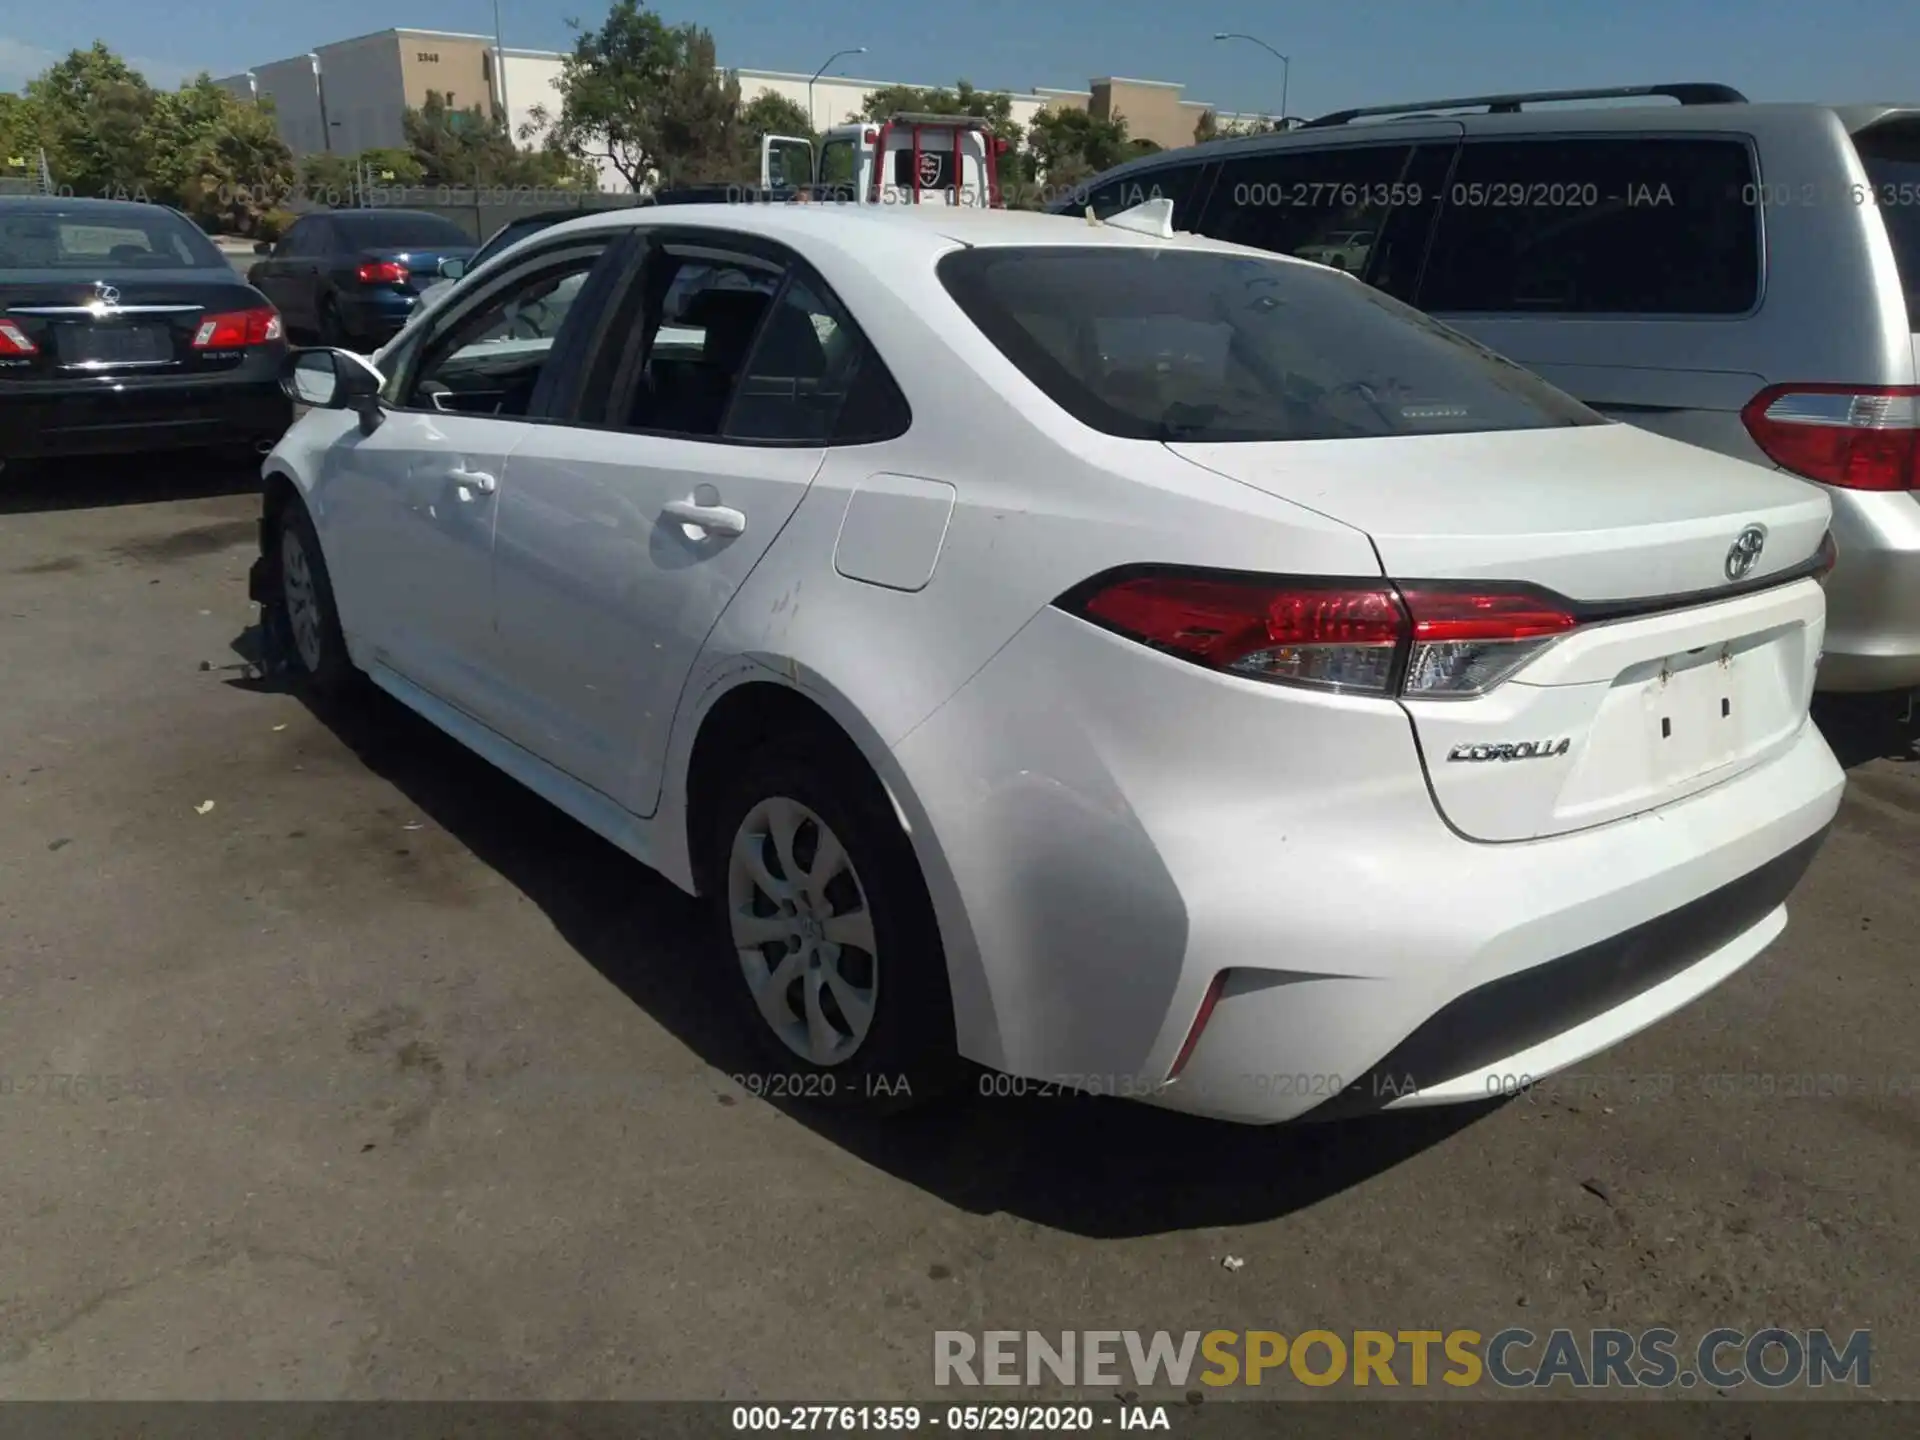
[0,205,226,270]
[1417,137,1760,315]
[1196,144,1415,277]
[938,245,1601,443]
[819,139,858,187]
[1080,164,1209,229]
[398,244,610,417]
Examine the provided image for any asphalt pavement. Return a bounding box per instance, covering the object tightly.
[0,457,1916,1400]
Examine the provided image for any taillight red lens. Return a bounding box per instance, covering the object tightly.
[1167,971,1227,1082]
[1399,587,1578,696]
[1741,384,1920,491]
[1063,570,1579,698]
[192,307,282,348]
[356,260,409,284]
[0,318,37,355]
[1078,574,1405,693]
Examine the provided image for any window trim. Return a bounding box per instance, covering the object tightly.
[382,235,624,421]
[560,224,912,449]
[1411,130,1768,323]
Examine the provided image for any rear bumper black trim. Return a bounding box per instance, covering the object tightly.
[1308,822,1832,1121]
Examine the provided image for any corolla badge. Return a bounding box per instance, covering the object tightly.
[1447,739,1572,763]
[94,282,121,307]
[1725,524,1767,582]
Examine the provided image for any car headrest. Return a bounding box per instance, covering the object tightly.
[681,289,772,370]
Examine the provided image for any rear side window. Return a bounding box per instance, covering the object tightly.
[337,212,474,249]
[938,245,1601,443]
[1853,119,1920,329]
[1417,138,1760,315]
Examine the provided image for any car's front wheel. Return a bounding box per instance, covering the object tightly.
[708,738,959,1112]
[273,498,359,697]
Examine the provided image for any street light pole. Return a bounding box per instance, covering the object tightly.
[492,0,512,138]
[1212,31,1291,126]
[809,46,868,133]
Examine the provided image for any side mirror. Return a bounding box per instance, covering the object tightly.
[438,256,467,281]
[282,347,385,433]
[254,240,274,255]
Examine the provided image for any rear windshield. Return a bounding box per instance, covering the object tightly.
[336,213,473,249]
[1853,119,1920,329]
[0,204,227,270]
[937,246,1602,443]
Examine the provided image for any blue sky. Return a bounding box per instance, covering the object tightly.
[4,0,1916,118]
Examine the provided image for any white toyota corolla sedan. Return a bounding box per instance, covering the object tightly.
[254,202,1845,1124]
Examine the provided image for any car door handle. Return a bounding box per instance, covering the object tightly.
[662,498,746,538]
[443,466,496,499]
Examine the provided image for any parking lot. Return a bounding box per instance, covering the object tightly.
[1,458,1917,1401]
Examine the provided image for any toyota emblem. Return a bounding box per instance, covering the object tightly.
[95,282,121,306]
[1725,524,1767,581]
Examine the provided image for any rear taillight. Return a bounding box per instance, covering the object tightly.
[356,260,409,285]
[1167,971,1227,1082]
[1062,570,1578,699]
[1400,587,1578,697]
[191,307,282,348]
[0,319,37,355]
[1741,384,1920,491]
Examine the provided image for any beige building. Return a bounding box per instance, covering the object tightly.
[1037,77,1235,151]
[227,28,1252,185]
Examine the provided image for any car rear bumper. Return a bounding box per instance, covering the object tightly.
[335,290,419,343]
[890,605,1847,1125]
[0,372,292,461]
[1817,488,1920,692]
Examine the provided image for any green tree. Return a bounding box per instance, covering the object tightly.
[535,0,741,190]
[27,43,158,199]
[299,152,359,206]
[354,146,427,187]
[1024,106,1132,192]
[405,90,590,189]
[181,93,295,235]
[1193,109,1218,144]
[1,94,47,174]
[738,90,815,186]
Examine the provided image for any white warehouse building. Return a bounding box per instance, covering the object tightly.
[222,29,1249,195]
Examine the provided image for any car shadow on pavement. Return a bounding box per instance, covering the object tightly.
[0,451,262,515]
[229,625,1496,1238]
[1811,692,1920,769]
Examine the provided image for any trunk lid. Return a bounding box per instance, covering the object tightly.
[354,246,475,295]
[1170,423,1833,841]
[0,269,275,381]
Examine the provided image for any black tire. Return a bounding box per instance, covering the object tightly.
[270,496,360,698]
[706,736,960,1113]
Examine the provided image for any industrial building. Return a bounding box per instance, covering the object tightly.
[215,28,1256,194]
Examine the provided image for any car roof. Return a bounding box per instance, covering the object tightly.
[1078,99,1920,193]
[534,202,1256,261]
[328,208,465,224]
[0,195,186,217]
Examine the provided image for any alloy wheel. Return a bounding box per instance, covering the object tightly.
[727,796,879,1066]
[280,525,325,674]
